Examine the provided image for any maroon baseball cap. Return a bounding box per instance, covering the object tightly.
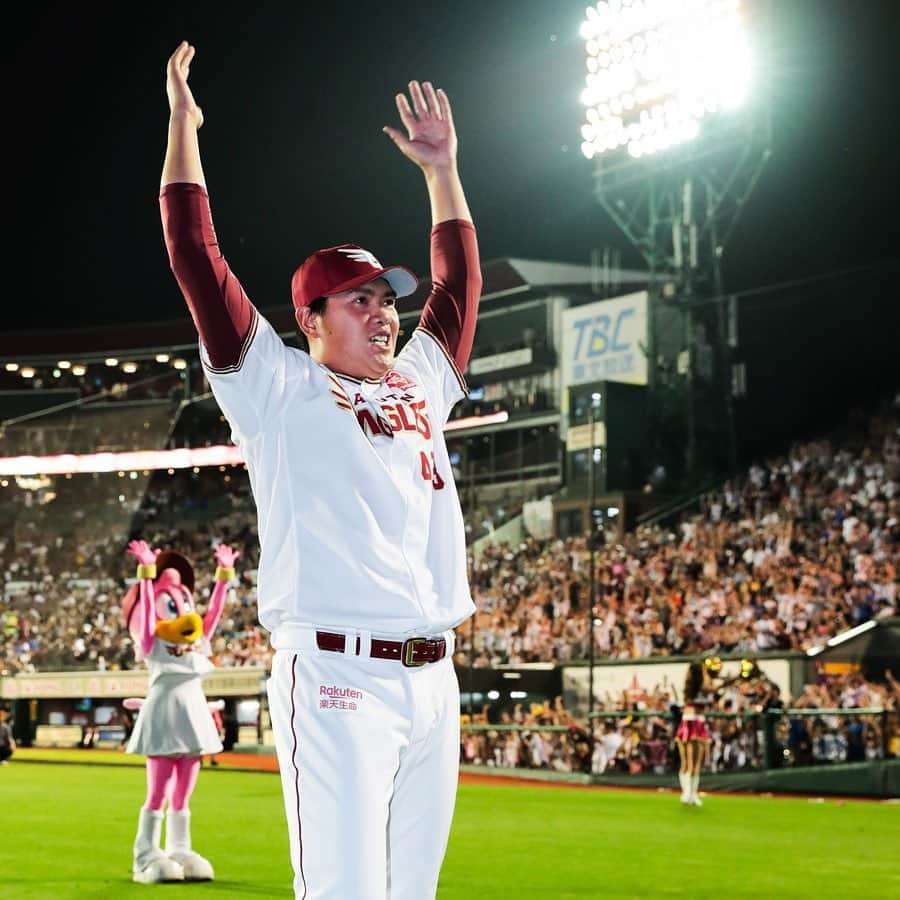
[291,243,418,310]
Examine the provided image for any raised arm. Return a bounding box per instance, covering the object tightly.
[383,80,471,226]
[127,540,160,658]
[204,544,240,641]
[162,41,206,189]
[159,42,256,371]
[384,81,482,374]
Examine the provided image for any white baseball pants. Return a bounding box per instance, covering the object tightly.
[267,630,460,900]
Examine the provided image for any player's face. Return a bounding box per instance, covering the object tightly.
[312,278,400,379]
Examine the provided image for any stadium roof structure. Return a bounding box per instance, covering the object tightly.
[3,257,661,358]
[806,617,900,681]
[406,256,664,313]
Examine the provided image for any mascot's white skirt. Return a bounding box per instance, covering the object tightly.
[127,674,223,757]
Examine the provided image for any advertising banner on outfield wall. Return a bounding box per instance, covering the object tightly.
[0,667,268,699]
[561,291,648,387]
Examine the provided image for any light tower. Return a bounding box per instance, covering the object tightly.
[580,0,772,485]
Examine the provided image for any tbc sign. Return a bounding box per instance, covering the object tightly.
[561,292,648,387]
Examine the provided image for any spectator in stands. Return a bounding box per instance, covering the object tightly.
[221,706,239,753]
[0,707,15,764]
[206,700,225,766]
[591,719,625,775]
[786,714,813,767]
[120,706,136,749]
[845,715,867,762]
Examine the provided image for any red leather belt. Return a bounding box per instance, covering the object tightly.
[315,631,446,667]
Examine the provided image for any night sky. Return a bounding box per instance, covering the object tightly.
[20,0,900,336]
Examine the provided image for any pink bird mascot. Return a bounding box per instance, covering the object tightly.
[122,539,239,883]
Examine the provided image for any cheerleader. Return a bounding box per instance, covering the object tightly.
[674,656,724,806]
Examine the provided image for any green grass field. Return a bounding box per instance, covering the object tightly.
[2,755,897,899]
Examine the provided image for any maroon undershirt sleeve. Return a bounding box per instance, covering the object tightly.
[160,183,256,370]
[418,219,482,374]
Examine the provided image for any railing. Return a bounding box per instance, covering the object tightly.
[460,707,896,776]
[632,478,719,529]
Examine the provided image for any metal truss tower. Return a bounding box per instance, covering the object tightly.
[592,98,772,489]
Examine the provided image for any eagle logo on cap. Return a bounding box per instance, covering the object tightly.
[337,247,381,268]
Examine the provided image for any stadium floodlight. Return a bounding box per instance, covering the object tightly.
[57,360,72,369]
[105,357,118,367]
[71,364,87,376]
[121,361,138,374]
[20,366,36,379]
[579,0,752,160]
[4,362,18,372]
[155,353,171,363]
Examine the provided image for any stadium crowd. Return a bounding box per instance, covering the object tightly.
[458,403,898,667]
[1,468,264,675]
[2,402,897,677]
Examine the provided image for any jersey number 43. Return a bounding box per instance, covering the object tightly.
[419,451,446,489]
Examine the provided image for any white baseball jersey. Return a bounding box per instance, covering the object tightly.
[201,313,474,641]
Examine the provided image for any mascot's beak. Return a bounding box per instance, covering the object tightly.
[155,612,203,644]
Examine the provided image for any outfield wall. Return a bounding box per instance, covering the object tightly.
[0,667,268,700]
[460,760,900,798]
[589,759,900,798]
[0,667,270,748]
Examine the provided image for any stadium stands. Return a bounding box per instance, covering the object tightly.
[1,377,897,773]
[457,400,898,666]
[2,398,896,671]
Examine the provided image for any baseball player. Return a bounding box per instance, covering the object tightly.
[159,41,481,900]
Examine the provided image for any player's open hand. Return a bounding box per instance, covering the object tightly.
[383,81,457,171]
[166,40,204,130]
[127,540,159,566]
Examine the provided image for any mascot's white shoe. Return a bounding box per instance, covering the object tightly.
[133,852,185,884]
[133,808,185,883]
[168,849,214,881]
[166,808,215,881]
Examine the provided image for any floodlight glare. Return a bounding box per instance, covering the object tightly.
[580,0,752,160]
